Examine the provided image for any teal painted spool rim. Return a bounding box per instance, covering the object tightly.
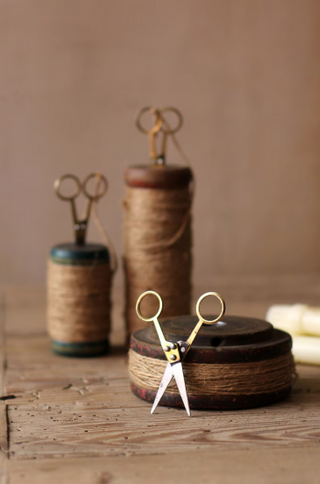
[51,339,110,357]
[50,243,110,266]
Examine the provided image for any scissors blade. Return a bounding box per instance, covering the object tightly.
[151,362,173,414]
[172,362,191,417]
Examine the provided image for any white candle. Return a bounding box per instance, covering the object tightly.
[266,304,320,336]
[266,304,320,365]
[292,336,320,365]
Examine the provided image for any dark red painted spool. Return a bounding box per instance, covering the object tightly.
[124,164,193,189]
[130,315,293,410]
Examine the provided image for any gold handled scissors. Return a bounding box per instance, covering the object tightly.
[136,106,183,165]
[54,173,108,245]
[136,290,226,416]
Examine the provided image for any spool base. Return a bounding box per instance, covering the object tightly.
[131,382,292,411]
[51,339,110,357]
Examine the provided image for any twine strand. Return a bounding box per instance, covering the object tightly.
[47,261,111,343]
[124,187,192,333]
[91,172,118,274]
[129,350,295,396]
[144,107,195,251]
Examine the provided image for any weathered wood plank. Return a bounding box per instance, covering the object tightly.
[0,403,8,457]
[0,291,8,466]
[4,284,320,480]
[6,363,320,460]
[5,446,320,484]
[0,454,7,484]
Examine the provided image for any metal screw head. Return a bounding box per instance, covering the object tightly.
[164,346,170,352]
[180,347,186,353]
[170,355,176,361]
[169,342,176,350]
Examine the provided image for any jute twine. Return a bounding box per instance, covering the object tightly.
[48,174,117,344]
[129,349,296,396]
[47,261,111,343]
[123,185,192,334]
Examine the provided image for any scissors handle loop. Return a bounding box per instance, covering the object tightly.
[136,290,163,322]
[160,107,183,134]
[136,107,163,135]
[82,173,108,201]
[196,292,225,325]
[54,172,108,246]
[54,174,81,201]
[136,291,181,364]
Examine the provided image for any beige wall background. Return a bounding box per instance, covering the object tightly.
[1,0,320,287]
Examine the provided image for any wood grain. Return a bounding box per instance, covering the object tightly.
[0,292,8,460]
[2,284,320,481]
[5,363,320,460]
[4,446,320,484]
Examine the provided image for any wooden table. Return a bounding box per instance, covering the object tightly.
[1,279,320,483]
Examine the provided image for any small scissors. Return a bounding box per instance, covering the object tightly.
[136,290,226,416]
[54,173,108,245]
[136,106,183,165]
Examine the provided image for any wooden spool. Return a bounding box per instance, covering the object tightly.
[124,164,193,336]
[130,315,294,410]
[47,242,111,357]
[124,165,193,189]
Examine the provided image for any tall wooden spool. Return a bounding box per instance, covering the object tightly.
[123,107,194,338]
[129,315,295,410]
[123,164,193,336]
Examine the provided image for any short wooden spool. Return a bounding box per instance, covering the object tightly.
[130,315,294,410]
[48,242,110,357]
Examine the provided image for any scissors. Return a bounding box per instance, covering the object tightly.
[136,290,226,416]
[136,106,183,165]
[54,173,108,245]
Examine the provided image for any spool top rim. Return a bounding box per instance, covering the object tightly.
[134,315,274,347]
[125,165,193,189]
[131,315,292,364]
[50,242,110,265]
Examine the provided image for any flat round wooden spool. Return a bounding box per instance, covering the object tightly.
[50,243,110,266]
[130,315,293,410]
[125,165,193,189]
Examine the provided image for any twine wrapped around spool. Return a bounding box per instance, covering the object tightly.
[47,244,112,356]
[123,107,194,336]
[123,172,193,334]
[129,315,296,410]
